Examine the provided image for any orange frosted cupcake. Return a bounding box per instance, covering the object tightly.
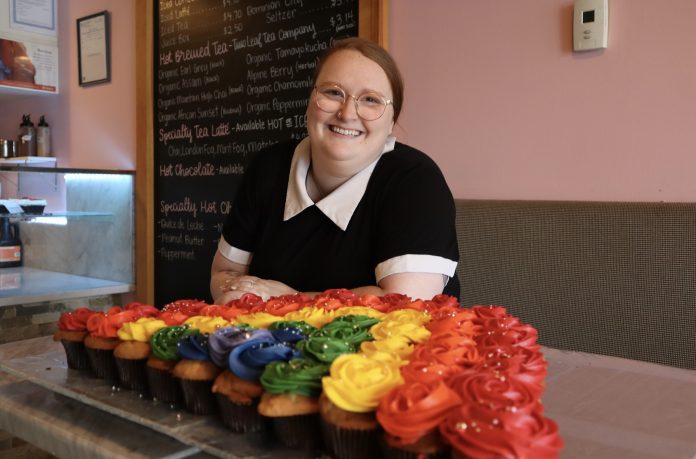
[377,379,461,459]
[53,307,99,371]
[85,307,137,383]
[85,304,159,384]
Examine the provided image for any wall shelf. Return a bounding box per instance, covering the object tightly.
[0,267,133,306]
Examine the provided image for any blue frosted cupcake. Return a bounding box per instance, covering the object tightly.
[172,332,221,415]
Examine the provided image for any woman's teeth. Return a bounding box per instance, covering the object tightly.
[330,126,361,137]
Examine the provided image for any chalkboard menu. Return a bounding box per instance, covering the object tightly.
[154,0,359,306]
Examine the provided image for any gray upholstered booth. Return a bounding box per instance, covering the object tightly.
[454,199,696,369]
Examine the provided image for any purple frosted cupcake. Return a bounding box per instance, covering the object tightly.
[213,327,301,432]
[210,326,267,432]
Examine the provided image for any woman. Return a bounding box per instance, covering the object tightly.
[211,37,458,304]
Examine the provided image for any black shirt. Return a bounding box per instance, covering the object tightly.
[221,139,460,298]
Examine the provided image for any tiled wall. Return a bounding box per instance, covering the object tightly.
[0,294,118,344]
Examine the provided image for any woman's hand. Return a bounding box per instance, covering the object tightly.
[220,275,298,302]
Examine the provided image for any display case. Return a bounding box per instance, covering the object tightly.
[0,160,134,306]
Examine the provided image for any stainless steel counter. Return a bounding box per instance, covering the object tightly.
[0,337,695,458]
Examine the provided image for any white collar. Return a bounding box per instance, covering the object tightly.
[284,136,396,231]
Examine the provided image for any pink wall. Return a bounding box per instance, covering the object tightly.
[389,0,696,201]
[3,1,695,201]
[0,0,135,170]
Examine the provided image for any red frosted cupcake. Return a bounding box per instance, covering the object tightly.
[53,307,99,371]
[440,402,563,459]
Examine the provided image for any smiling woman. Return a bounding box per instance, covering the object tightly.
[210,37,459,304]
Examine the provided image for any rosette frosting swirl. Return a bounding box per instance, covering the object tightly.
[58,307,99,331]
[439,402,563,459]
[268,320,317,336]
[228,329,300,380]
[322,353,404,413]
[117,317,167,342]
[207,326,254,367]
[260,357,329,397]
[150,325,197,361]
[377,379,462,445]
[283,307,335,328]
[183,316,230,334]
[177,333,212,361]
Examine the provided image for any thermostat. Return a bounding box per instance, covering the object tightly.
[573,0,608,51]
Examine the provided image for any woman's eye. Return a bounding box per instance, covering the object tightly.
[322,88,344,99]
[360,95,382,106]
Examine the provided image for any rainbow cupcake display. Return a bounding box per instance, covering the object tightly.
[55,291,563,458]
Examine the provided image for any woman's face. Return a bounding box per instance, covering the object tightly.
[307,50,395,173]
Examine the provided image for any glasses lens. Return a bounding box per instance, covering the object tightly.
[315,84,345,113]
[356,92,387,121]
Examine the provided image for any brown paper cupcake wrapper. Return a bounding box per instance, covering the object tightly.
[215,394,268,433]
[115,357,149,394]
[60,340,92,371]
[146,365,182,405]
[178,378,217,415]
[85,347,119,384]
[271,412,322,450]
[320,418,379,459]
[378,435,450,459]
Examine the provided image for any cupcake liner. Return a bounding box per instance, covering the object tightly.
[146,366,182,405]
[85,347,119,384]
[378,434,450,459]
[215,394,268,433]
[178,378,217,415]
[115,357,150,394]
[271,413,321,450]
[60,340,92,371]
[320,418,379,459]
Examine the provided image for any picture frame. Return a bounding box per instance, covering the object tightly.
[77,10,110,86]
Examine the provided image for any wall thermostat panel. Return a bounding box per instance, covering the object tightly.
[573,0,608,51]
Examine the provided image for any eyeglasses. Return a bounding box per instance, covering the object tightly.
[313,82,393,121]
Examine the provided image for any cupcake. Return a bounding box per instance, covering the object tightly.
[258,357,329,449]
[439,402,564,459]
[84,307,138,384]
[209,326,266,432]
[53,307,99,371]
[172,332,221,415]
[377,379,461,459]
[84,304,159,384]
[114,317,166,393]
[213,369,266,433]
[320,353,405,459]
[146,325,196,405]
[297,315,379,364]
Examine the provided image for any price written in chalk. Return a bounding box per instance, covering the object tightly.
[330,11,355,31]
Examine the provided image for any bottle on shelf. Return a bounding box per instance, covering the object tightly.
[17,114,36,157]
[37,115,51,157]
[0,217,22,268]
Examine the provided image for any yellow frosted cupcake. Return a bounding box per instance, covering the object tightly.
[320,353,404,459]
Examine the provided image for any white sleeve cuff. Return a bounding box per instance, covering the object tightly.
[375,254,458,283]
[217,237,252,265]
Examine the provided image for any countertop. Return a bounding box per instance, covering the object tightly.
[1,337,695,458]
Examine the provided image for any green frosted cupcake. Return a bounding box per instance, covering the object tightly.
[146,325,196,405]
[258,357,329,450]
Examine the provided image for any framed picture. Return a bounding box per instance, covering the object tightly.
[77,10,110,86]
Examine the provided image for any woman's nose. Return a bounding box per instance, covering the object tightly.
[338,95,359,120]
